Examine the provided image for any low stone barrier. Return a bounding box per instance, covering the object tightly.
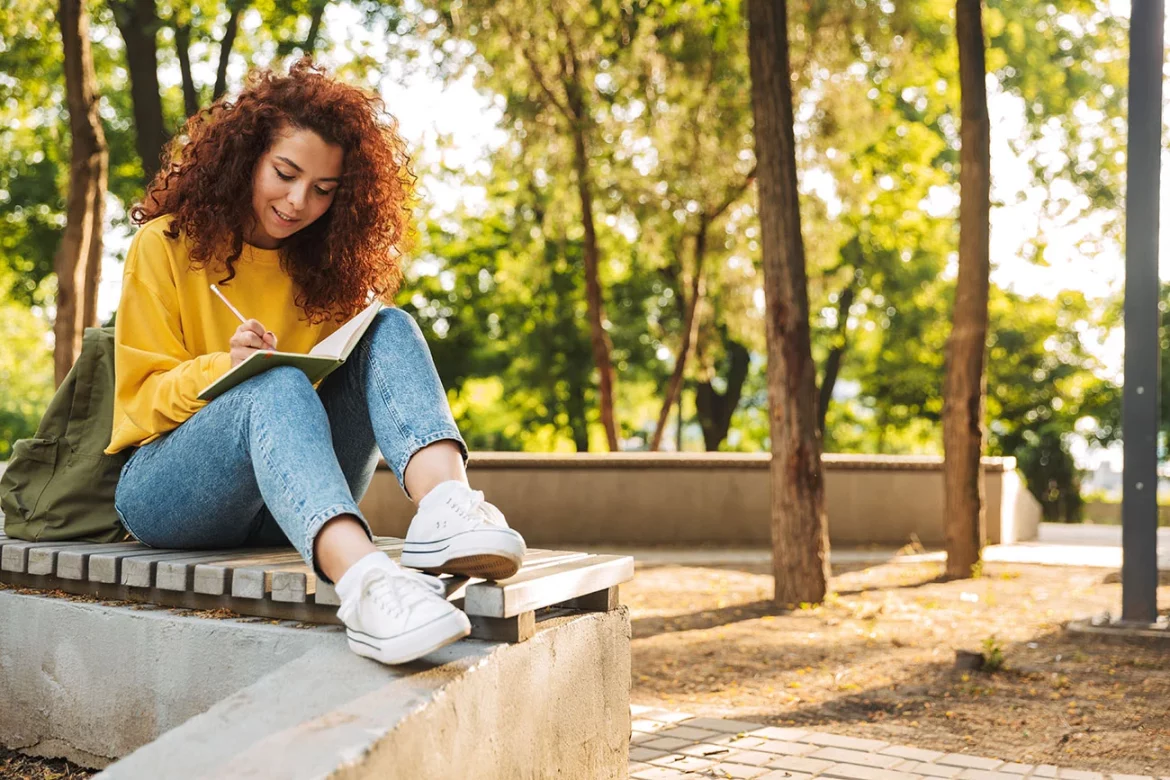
[0,588,630,778]
[359,453,1041,547]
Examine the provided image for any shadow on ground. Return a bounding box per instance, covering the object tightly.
[732,627,1170,774]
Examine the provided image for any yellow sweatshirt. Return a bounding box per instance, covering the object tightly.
[105,216,342,454]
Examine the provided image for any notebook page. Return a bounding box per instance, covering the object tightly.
[308,299,383,359]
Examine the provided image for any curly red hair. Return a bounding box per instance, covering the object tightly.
[131,57,415,323]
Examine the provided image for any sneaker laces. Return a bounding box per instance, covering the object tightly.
[361,566,442,622]
[463,490,508,528]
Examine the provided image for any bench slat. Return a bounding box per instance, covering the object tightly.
[155,549,286,591]
[123,549,273,588]
[56,542,143,580]
[233,560,317,600]
[270,567,315,603]
[27,546,77,576]
[2,540,89,574]
[464,555,634,618]
[194,551,305,596]
[314,582,341,607]
[88,547,168,584]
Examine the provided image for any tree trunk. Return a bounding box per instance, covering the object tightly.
[696,337,750,450]
[110,0,166,183]
[570,122,619,451]
[304,0,328,53]
[214,1,245,100]
[55,0,109,386]
[652,171,755,451]
[818,279,854,435]
[568,374,589,452]
[651,217,708,451]
[175,23,200,118]
[943,0,992,580]
[747,0,830,606]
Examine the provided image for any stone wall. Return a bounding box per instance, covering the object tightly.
[359,453,1042,547]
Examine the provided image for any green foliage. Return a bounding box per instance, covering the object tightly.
[0,280,55,459]
[0,0,1137,479]
[981,635,1005,672]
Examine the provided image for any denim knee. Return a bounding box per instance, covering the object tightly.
[222,364,318,407]
[367,307,427,351]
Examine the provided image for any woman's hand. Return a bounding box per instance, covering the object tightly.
[229,319,278,367]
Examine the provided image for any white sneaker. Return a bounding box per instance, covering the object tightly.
[336,558,470,665]
[400,481,527,581]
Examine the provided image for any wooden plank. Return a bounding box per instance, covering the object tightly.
[231,559,313,600]
[314,582,340,607]
[512,551,591,574]
[463,555,634,618]
[0,569,343,626]
[311,571,471,608]
[560,585,620,612]
[55,542,142,580]
[27,546,74,576]
[468,612,536,643]
[268,565,315,603]
[256,539,404,601]
[89,547,171,584]
[123,549,270,589]
[2,540,88,574]
[155,549,286,592]
[194,551,305,596]
[309,550,586,610]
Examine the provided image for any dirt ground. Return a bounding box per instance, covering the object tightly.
[627,557,1170,775]
[0,748,94,780]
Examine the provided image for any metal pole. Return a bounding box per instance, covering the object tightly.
[1122,0,1164,624]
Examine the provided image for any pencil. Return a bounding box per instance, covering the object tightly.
[210,284,247,324]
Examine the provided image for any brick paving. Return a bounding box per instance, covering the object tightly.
[629,706,1164,780]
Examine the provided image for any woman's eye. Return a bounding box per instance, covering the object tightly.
[275,169,294,181]
[315,187,336,196]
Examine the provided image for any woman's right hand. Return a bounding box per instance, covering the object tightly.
[229,319,278,367]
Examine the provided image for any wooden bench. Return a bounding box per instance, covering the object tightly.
[0,532,633,643]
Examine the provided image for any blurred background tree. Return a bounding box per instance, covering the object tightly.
[0,0,1136,522]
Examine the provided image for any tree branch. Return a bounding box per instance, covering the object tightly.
[213,0,245,100]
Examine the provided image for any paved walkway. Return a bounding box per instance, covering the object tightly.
[630,707,1163,779]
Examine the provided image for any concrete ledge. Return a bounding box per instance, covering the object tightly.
[0,588,336,767]
[0,587,630,778]
[104,610,630,779]
[360,453,1041,548]
[1067,613,1170,645]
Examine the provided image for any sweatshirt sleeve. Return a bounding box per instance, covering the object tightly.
[110,227,233,443]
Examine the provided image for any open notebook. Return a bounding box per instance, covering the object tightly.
[197,299,384,401]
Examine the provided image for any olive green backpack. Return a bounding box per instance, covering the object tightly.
[1,326,130,542]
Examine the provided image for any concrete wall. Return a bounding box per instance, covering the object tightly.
[1,588,631,779]
[359,453,1042,547]
[0,591,337,767]
[103,611,630,780]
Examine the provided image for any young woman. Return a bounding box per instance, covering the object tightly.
[103,58,526,665]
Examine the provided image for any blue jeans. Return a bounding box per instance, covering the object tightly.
[113,308,468,579]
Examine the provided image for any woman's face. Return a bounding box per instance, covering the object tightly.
[246,126,344,249]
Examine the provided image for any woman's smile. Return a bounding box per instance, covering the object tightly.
[272,206,300,226]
